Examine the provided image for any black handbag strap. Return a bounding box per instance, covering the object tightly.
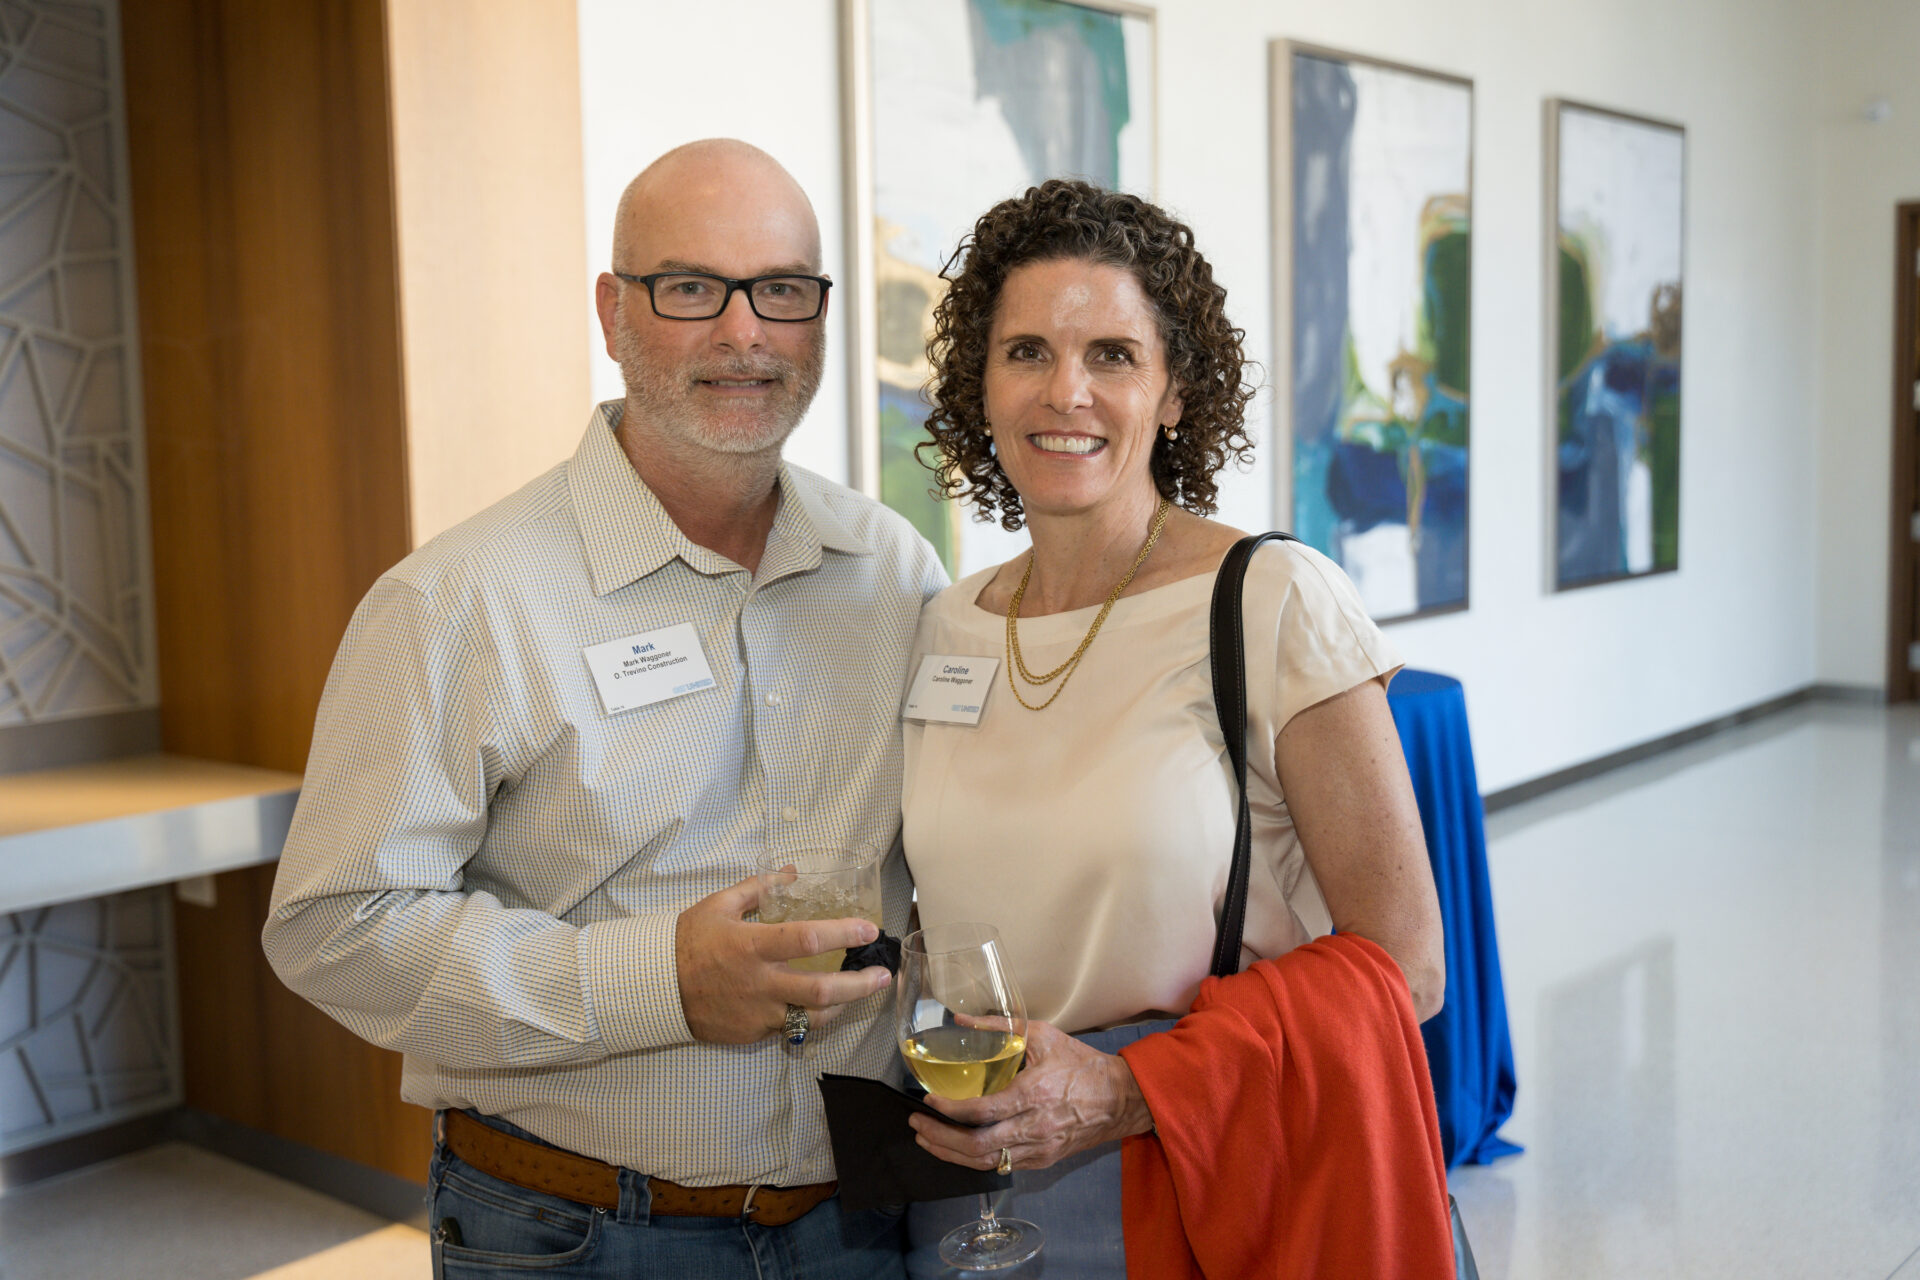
[1207,531,1299,980]
[1208,538,1483,1277]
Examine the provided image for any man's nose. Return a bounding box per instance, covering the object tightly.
[710,287,768,349]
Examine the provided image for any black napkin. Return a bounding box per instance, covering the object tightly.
[839,930,902,974]
[816,1073,1010,1212]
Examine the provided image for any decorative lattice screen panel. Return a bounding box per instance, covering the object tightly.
[0,0,155,724]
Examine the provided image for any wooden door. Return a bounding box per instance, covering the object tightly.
[1891,204,1920,702]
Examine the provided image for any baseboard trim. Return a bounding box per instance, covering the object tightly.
[171,1109,427,1226]
[0,1108,177,1191]
[1,1108,428,1224]
[1806,682,1887,705]
[1482,685,1840,814]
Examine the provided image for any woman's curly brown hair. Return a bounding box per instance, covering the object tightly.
[917,179,1257,530]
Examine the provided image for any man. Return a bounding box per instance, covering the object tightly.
[264,140,945,1277]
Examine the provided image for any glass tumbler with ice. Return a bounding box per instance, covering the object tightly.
[755,846,883,972]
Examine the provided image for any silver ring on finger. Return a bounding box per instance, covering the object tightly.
[784,1004,810,1048]
[996,1146,1013,1176]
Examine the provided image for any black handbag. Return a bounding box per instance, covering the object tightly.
[1208,532,1481,1280]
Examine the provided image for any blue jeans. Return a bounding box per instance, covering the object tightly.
[430,1111,908,1279]
[905,1020,1177,1278]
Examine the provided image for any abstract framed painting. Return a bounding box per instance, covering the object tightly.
[1272,42,1472,623]
[843,0,1156,579]
[1545,100,1685,591]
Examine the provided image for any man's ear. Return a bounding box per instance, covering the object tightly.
[595,273,624,359]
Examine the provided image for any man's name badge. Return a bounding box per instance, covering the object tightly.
[582,623,717,715]
[903,655,999,726]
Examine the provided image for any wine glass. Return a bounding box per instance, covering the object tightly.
[896,922,1044,1271]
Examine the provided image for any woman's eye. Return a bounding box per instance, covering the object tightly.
[1097,346,1134,364]
[1007,343,1041,361]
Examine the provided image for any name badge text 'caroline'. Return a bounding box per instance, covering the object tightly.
[903,655,999,726]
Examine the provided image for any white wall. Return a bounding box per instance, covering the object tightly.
[1812,0,1920,688]
[577,1,853,483]
[578,0,1831,793]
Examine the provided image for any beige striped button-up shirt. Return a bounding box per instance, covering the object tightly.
[264,404,946,1186]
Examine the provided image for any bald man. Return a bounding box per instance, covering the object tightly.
[265,140,944,1278]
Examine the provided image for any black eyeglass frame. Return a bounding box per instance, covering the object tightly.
[612,270,833,322]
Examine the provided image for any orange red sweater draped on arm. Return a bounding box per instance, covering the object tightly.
[1118,932,1455,1280]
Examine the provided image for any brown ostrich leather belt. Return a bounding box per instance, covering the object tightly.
[441,1109,837,1226]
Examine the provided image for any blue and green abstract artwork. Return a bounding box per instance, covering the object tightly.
[1290,50,1472,622]
[1551,104,1683,590]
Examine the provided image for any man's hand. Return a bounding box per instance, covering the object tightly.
[675,876,893,1044]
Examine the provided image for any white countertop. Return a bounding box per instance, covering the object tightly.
[0,754,303,913]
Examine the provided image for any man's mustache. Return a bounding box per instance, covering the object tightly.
[688,358,792,382]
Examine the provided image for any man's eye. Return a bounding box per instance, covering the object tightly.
[672,280,715,296]
[761,281,794,296]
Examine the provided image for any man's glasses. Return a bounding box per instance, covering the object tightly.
[614,271,831,322]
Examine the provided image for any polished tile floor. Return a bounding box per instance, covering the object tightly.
[1450,700,1920,1280]
[1,700,1914,1279]
[0,1142,427,1279]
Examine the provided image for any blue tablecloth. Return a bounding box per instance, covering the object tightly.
[1387,669,1522,1167]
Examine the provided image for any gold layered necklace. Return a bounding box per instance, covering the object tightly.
[1004,497,1172,711]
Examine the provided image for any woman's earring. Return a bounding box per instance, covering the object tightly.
[1162,424,1179,442]
[983,422,993,438]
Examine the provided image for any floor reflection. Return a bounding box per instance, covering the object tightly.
[1450,700,1920,1280]
[1540,939,1676,1278]
[1879,711,1920,1220]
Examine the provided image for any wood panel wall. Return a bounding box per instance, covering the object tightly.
[122,0,425,1182]
[123,0,591,1188]
[386,0,592,545]
[125,0,412,772]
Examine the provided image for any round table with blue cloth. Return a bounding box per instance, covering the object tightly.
[1387,668,1523,1167]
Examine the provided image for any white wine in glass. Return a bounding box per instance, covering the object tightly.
[901,1024,1026,1099]
[896,923,1044,1271]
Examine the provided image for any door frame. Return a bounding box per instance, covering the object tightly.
[1888,203,1920,703]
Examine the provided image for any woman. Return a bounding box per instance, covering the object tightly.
[899,180,1455,1277]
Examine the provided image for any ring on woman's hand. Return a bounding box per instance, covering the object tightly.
[783,1004,809,1047]
[996,1147,1013,1176]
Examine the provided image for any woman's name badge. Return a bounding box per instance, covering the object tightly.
[582,623,717,715]
[903,655,999,725]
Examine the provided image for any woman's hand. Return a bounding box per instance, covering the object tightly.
[908,1020,1154,1171]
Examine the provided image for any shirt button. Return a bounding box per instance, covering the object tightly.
[781,806,798,822]
[765,692,782,706]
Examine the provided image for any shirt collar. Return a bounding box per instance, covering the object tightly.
[568,402,870,598]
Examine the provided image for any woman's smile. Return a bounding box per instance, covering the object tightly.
[1028,432,1106,456]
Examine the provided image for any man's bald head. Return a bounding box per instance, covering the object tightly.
[611,139,822,275]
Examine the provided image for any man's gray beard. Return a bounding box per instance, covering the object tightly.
[612,315,826,455]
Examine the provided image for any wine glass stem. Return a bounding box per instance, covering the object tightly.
[978,1193,999,1232]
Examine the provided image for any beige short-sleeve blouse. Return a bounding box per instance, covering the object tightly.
[901,539,1401,1032]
